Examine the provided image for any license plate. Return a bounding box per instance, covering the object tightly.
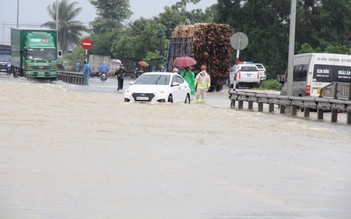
[136,96,149,100]
[247,74,252,78]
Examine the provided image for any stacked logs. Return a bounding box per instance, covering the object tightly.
[171,23,235,90]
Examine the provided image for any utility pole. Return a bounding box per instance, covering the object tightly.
[16,0,19,28]
[56,0,59,50]
[287,0,297,96]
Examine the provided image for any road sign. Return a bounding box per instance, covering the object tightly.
[82,38,93,50]
[230,32,249,50]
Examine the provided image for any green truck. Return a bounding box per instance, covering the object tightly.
[11,28,58,79]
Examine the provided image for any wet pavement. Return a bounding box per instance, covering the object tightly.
[0,74,351,219]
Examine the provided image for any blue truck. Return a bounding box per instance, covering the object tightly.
[0,44,12,74]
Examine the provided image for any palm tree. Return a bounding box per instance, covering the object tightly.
[41,0,89,53]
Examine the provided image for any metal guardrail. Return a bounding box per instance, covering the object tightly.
[57,71,86,85]
[320,82,350,100]
[229,90,351,125]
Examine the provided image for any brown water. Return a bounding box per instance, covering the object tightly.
[0,78,351,218]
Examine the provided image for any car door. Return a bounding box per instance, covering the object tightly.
[175,75,188,101]
[170,75,185,102]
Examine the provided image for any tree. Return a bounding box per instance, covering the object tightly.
[90,0,133,33]
[111,18,168,61]
[42,0,89,53]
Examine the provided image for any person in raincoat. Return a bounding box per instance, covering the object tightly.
[83,61,91,85]
[180,66,195,95]
[99,61,109,77]
[194,65,211,102]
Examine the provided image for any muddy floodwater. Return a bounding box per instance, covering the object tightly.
[0,77,351,219]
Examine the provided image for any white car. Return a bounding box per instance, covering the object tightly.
[124,72,191,103]
[254,63,267,81]
[229,63,261,88]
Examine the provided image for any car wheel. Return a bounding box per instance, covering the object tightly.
[167,94,173,103]
[184,94,190,104]
[168,94,173,103]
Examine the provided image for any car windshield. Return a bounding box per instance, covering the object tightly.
[134,74,170,85]
[241,66,257,71]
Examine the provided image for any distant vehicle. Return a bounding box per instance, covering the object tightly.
[88,55,110,76]
[11,28,58,79]
[254,63,267,81]
[109,59,122,75]
[0,44,11,74]
[124,72,191,103]
[229,63,260,88]
[280,53,351,97]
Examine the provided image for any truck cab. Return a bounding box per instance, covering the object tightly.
[0,44,12,74]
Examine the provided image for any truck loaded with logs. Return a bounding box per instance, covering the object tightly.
[166,23,234,92]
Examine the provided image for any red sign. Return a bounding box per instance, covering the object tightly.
[41,38,48,43]
[82,38,93,50]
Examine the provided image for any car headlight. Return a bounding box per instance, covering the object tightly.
[125,89,133,94]
[7,64,11,67]
[155,90,165,95]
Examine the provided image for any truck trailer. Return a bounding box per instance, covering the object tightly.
[11,28,58,79]
[166,24,234,91]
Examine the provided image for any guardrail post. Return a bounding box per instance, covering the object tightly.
[317,109,324,120]
[238,100,244,109]
[230,99,236,108]
[331,109,338,123]
[292,106,298,116]
[304,108,310,118]
[258,103,263,111]
[347,112,351,125]
[280,105,286,114]
[248,102,253,110]
[269,103,274,112]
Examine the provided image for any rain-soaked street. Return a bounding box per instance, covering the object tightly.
[0,74,351,219]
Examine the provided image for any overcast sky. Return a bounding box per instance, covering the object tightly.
[0,0,217,44]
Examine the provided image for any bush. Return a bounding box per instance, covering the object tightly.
[259,79,283,91]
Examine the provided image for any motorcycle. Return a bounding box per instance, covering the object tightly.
[100,72,108,82]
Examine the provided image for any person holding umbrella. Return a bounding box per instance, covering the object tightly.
[180,66,195,95]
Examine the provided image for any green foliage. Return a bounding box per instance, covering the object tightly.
[111,18,168,61]
[259,79,283,91]
[60,46,85,65]
[42,0,89,53]
[90,30,118,56]
[90,0,133,32]
[215,0,351,79]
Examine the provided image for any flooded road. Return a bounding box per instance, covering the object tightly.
[1,75,351,218]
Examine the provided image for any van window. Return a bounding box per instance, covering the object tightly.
[293,64,308,81]
[334,65,351,83]
[313,64,351,83]
[313,64,332,82]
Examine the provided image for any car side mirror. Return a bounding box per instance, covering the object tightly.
[172,82,180,87]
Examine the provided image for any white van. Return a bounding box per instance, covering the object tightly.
[280,53,351,97]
